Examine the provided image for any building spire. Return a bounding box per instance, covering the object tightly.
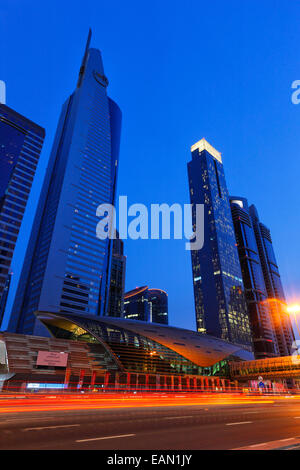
[77,28,92,88]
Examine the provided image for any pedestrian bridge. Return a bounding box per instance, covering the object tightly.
[230,355,300,380]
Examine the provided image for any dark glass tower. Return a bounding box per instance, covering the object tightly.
[8,31,121,335]
[124,286,151,322]
[148,288,168,325]
[188,138,253,351]
[230,197,278,358]
[0,104,45,327]
[107,233,126,318]
[124,286,168,325]
[249,205,294,356]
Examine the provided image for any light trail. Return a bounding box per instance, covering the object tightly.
[0,392,276,415]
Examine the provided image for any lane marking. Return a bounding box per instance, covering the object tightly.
[226,421,252,426]
[233,436,300,450]
[76,433,135,443]
[24,424,80,431]
[1,417,49,423]
[163,416,194,420]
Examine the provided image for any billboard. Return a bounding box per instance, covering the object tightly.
[26,383,65,390]
[36,351,68,367]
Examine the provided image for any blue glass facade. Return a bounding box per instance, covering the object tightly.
[0,105,45,326]
[230,197,279,358]
[107,233,126,318]
[188,139,253,351]
[148,289,168,325]
[249,205,294,356]
[124,286,169,325]
[8,33,121,334]
[124,286,151,322]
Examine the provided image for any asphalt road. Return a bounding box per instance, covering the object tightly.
[1,398,300,450]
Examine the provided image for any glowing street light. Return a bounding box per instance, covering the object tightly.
[287,304,300,314]
[286,304,300,339]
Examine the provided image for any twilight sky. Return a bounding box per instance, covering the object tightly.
[1,0,300,339]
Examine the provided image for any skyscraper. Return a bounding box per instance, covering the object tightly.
[188,138,253,351]
[107,233,126,318]
[249,205,294,356]
[148,288,168,325]
[124,286,168,325]
[0,104,45,327]
[230,197,279,358]
[7,31,121,335]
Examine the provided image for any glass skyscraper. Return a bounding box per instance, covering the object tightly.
[124,286,168,325]
[107,232,126,318]
[249,205,294,356]
[148,288,168,325]
[0,104,45,327]
[188,138,253,351]
[7,31,121,335]
[230,197,279,358]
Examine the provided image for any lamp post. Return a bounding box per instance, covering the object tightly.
[287,304,300,355]
[287,304,300,338]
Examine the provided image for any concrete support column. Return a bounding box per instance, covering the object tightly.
[115,373,119,390]
[104,372,110,391]
[64,368,71,390]
[186,377,190,391]
[178,376,182,391]
[204,377,209,391]
[200,377,204,390]
[126,372,131,391]
[78,369,85,390]
[171,376,174,391]
[156,374,160,391]
[90,371,96,390]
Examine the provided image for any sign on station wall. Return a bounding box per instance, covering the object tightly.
[36,351,68,367]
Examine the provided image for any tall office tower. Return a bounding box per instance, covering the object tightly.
[7,31,121,335]
[0,273,11,328]
[230,197,279,359]
[188,138,253,351]
[0,104,45,327]
[107,233,126,317]
[249,205,294,356]
[124,286,168,325]
[124,286,151,322]
[148,288,168,325]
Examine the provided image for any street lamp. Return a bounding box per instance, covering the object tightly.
[286,304,300,339]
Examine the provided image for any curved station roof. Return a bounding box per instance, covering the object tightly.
[36,312,253,375]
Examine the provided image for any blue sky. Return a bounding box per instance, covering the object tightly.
[1,0,300,339]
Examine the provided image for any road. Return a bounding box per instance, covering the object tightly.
[0,394,300,450]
